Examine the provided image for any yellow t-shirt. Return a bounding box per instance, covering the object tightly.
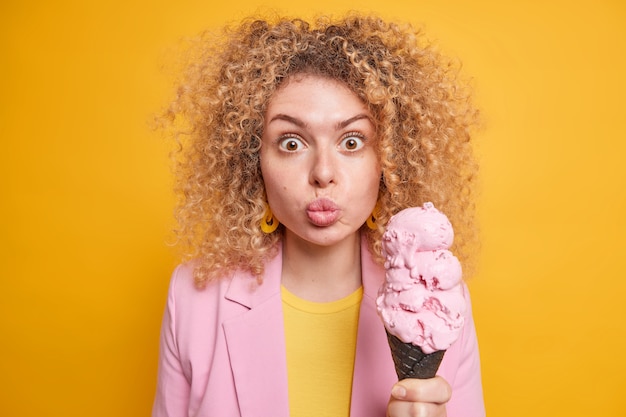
[281,285,363,417]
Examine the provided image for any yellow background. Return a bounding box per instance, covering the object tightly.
[1,0,625,415]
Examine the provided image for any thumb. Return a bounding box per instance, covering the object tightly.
[391,377,452,403]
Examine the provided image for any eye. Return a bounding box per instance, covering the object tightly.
[340,133,365,151]
[278,136,304,152]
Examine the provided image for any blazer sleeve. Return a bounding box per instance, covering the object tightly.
[152,267,191,417]
[445,285,486,417]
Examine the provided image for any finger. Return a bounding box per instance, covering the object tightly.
[391,376,452,404]
[387,398,447,417]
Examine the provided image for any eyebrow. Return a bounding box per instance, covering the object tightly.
[268,113,373,129]
[338,114,372,129]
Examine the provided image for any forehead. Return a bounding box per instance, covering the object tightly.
[266,74,369,114]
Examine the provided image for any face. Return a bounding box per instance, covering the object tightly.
[260,74,381,248]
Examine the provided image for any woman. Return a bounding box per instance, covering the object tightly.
[153,14,484,417]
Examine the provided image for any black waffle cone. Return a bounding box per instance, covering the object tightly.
[386,332,445,380]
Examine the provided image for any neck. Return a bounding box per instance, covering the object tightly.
[281,232,362,302]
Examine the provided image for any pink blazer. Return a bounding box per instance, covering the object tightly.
[153,241,485,417]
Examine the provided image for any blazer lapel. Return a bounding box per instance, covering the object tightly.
[222,238,397,417]
[350,239,398,416]
[223,245,291,417]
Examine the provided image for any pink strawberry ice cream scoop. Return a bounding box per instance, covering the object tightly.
[377,202,467,361]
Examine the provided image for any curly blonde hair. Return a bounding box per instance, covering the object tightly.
[162,13,480,287]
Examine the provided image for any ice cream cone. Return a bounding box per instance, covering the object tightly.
[386,331,445,380]
[378,204,464,380]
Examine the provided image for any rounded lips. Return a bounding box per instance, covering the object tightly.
[306,198,340,226]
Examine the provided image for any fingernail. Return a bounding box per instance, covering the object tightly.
[391,385,406,399]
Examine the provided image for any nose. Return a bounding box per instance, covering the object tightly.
[309,146,336,187]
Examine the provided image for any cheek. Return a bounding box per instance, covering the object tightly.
[260,164,286,202]
[353,170,381,218]
[362,160,382,199]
